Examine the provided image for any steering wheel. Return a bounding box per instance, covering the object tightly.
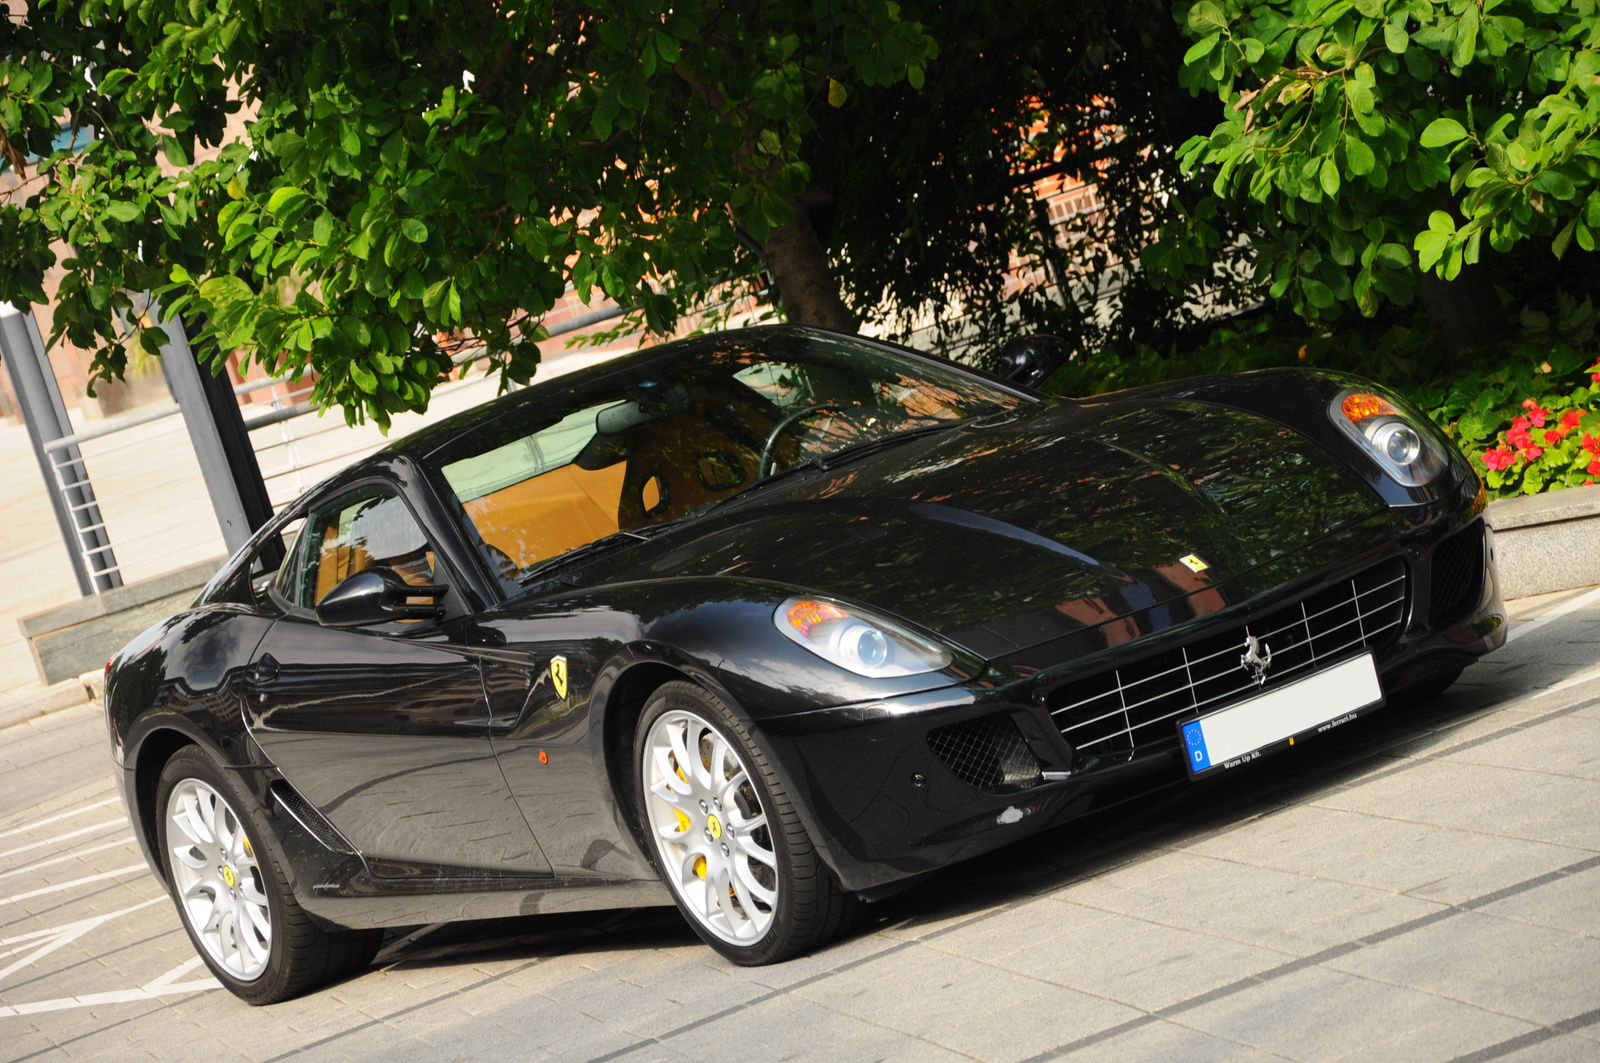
[757,403,840,479]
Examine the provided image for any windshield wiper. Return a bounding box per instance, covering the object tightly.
[702,419,970,517]
[699,456,829,515]
[812,418,969,470]
[515,526,670,586]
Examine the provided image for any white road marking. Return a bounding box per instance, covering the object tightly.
[141,956,205,989]
[0,798,122,842]
[0,961,219,1017]
[0,818,129,862]
[0,838,137,882]
[1507,584,1600,643]
[0,864,149,908]
[0,898,165,981]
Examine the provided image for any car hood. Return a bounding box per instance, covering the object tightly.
[583,396,1385,658]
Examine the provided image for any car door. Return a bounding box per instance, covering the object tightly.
[244,481,551,876]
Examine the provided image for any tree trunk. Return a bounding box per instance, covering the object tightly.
[1419,258,1508,367]
[762,199,854,332]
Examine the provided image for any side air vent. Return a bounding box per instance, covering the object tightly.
[927,715,1042,793]
[271,780,357,854]
[1430,521,1486,626]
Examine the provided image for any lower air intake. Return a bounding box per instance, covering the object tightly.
[1430,521,1485,625]
[926,715,1042,793]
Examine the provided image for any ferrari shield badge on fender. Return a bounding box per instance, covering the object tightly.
[1179,553,1209,573]
[550,656,569,700]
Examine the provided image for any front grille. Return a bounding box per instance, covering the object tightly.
[1049,558,1407,767]
[926,715,1042,792]
[1429,521,1484,625]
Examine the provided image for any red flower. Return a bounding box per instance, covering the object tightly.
[1520,400,1550,427]
[1482,448,1516,471]
[1583,433,1600,456]
[1545,429,1562,444]
[1561,410,1583,431]
[1525,445,1544,460]
[1589,459,1600,476]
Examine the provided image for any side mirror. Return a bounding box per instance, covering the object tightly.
[315,567,448,628]
[995,335,1067,390]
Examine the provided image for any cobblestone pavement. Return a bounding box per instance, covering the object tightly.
[0,588,1597,1063]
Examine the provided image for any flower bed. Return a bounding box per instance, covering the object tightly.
[1412,348,1600,500]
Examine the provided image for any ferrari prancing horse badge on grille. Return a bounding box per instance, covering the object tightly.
[1239,634,1273,685]
[550,656,569,700]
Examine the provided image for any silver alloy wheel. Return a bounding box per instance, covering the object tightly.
[165,778,272,981]
[642,709,779,944]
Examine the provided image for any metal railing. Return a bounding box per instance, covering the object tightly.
[33,302,636,593]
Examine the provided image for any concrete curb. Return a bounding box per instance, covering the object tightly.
[0,671,101,731]
[1485,483,1600,600]
[17,556,224,686]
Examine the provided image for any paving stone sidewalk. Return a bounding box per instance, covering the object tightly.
[0,587,1596,1062]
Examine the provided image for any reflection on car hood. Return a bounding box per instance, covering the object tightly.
[590,397,1384,657]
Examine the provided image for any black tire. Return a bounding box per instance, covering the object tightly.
[633,681,859,965]
[155,746,381,1004]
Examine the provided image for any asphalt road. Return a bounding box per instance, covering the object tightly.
[1,587,1598,1063]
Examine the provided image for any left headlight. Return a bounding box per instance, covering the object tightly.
[1329,389,1447,488]
[775,597,953,678]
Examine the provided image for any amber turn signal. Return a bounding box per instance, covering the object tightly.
[1337,392,1401,422]
[1340,393,1398,422]
[786,600,847,639]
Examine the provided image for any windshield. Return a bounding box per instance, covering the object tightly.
[431,329,1023,590]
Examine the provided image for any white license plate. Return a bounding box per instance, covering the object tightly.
[1179,653,1383,776]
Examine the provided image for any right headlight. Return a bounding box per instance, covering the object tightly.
[775,597,953,678]
[1328,389,1447,488]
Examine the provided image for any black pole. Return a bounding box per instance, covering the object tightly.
[156,310,282,570]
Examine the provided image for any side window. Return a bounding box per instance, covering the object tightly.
[250,517,305,608]
[297,486,437,608]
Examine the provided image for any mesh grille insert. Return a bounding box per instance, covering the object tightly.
[926,716,1042,792]
[1430,521,1485,625]
[1049,558,1408,767]
[271,780,356,854]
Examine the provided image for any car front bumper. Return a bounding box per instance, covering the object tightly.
[756,510,1506,894]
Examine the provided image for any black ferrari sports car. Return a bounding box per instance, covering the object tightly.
[105,325,1504,1002]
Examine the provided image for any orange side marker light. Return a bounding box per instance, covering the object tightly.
[538,750,549,764]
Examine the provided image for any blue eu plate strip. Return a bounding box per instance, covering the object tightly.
[1183,720,1211,772]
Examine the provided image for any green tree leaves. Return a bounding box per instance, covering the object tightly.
[1420,117,1469,148]
[0,0,934,426]
[1157,0,1600,328]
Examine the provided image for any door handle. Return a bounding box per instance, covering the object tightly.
[251,654,281,685]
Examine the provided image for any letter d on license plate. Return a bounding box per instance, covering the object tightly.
[1179,653,1382,776]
